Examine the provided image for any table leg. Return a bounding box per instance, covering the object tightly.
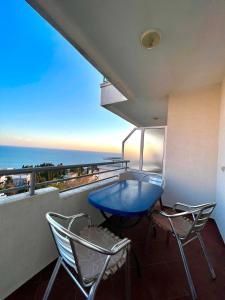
[131,247,141,277]
[100,211,142,277]
[100,210,110,221]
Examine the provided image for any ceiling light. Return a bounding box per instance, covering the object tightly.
[141,30,161,49]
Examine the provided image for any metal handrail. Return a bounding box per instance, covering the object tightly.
[0,160,129,196]
[0,160,129,176]
[102,76,109,83]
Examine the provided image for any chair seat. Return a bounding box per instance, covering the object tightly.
[76,226,126,283]
[152,208,193,238]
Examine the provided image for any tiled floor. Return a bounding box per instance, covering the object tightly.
[6,219,225,300]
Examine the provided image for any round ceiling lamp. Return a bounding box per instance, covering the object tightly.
[140,29,161,49]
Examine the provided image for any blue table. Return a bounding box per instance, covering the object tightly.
[89,179,163,276]
[88,179,163,217]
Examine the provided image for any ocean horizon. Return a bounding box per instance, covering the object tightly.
[0,145,120,169]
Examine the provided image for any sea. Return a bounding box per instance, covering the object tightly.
[0,145,120,169]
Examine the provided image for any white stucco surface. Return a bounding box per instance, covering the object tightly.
[163,85,220,207]
[215,79,225,242]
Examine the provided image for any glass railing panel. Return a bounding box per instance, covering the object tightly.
[123,129,141,169]
[142,128,165,173]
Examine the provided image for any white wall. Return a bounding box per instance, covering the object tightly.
[0,179,116,300]
[163,84,221,207]
[215,79,225,242]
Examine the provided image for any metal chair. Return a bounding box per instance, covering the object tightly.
[123,170,146,181]
[44,212,131,300]
[152,202,216,300]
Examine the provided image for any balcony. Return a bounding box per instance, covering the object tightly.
[1,1,225,299]
[100,78,167,127]
[100,79,127,107]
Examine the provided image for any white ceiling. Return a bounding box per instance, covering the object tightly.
[27,0,225,126]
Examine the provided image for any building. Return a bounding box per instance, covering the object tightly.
[1,1,225,299]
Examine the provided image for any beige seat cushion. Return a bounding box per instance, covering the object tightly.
[76,226,126,283]
[152,208,193,238]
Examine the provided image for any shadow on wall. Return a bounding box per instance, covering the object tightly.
[162,176,216,208]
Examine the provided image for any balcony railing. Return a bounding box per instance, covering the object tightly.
[102,76,109,83]
[0,160,129,196]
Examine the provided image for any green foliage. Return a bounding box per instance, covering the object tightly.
[69,166,84,176]
[22,165,33,168]
[23,162,66,183]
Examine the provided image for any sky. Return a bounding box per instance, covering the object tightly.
[0,1,133,153]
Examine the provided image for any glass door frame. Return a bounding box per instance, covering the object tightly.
[122,126,167,175]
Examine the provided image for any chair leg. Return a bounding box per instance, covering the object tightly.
[159,197,163,210]
[43,258,61,300]
[88,282,98,300]
[131,247,141,277]
[197,233,216,279]
[125,246,131,300]
[177,239,197,300]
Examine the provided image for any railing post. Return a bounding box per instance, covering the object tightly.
[29,171,36,196]
[125,161,128,171]
[139,129,144,171]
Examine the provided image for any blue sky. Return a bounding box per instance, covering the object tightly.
[0,1,133,153]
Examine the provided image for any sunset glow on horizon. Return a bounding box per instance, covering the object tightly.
[0,1,133,153]
[0,128,133,153]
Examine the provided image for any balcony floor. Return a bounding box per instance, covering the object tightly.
[6,218,225,300]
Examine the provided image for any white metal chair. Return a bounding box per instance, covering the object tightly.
[122,170,146,181]
[123,171,165,190]
[152,202,216,300]
[44,212,131,300]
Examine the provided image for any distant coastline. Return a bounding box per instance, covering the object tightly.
[0,145,120,169]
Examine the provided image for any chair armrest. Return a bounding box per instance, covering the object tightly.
[173,202,215,212]
[47,212,129,255]
[75,235,130,256]
[68,213,92,231]
[111,238,131,254]
[156,209,199,219]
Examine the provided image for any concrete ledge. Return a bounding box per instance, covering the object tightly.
[0,187,58,205]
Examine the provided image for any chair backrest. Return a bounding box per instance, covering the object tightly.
[46,213,78,270]
[46,212,120,286]
[124,171,145,181]
[186,203,216,238]
[141,172,165,188]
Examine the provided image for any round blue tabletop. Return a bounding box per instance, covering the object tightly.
[88,180,163,217]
